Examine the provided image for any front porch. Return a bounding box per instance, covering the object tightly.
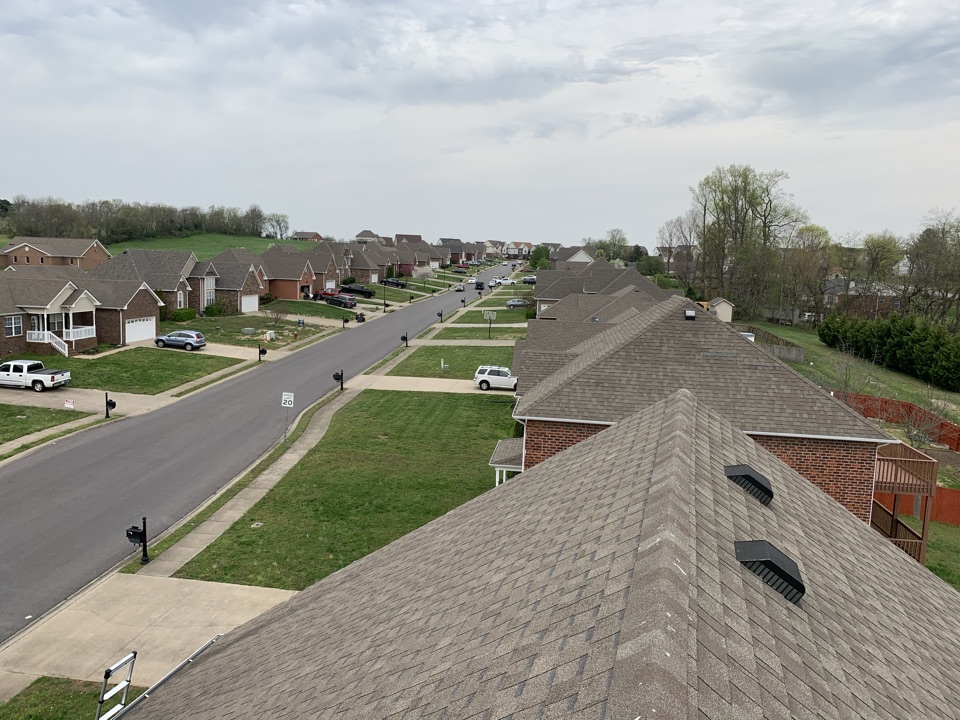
[871,443,938,563]
[489,438,523,487]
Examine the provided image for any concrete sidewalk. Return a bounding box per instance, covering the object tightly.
[0,345,499,701]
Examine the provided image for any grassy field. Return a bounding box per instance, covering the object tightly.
[756,322,960,422]
[388,347,515,380]
[275,299,354,320]
[106,233,305,260]
[0,676,144,720]
[454,309,528,325]
[174,390,516,590]
[433,327,527,340]
[0,404,93,444]
[13,348,241,394]
[159,313,333,349]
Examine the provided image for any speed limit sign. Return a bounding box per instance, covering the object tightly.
[281,392,294,408]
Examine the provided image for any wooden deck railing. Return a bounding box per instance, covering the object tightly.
[871,500,924,562]
[875,443,937,496]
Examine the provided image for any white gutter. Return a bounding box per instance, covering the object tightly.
[744,430,897,444]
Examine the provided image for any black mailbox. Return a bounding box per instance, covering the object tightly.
[126,526,144,545]
[106,399,117,410]
[333,372,342,382]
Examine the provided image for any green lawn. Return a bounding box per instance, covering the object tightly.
[160,312,332,349]
[0,404,93,444]
[277,299,354,320]
[388,347,516,380]
[0,676,144,720]
[359,285,428,305]
[477,297,528,308]
[433,327,527,340]
[454,309,528,325]
[14,348,241,394]
[106,233,306,260]
[899,515,960,591]
[755,322,960,422]
[174,390,516,590]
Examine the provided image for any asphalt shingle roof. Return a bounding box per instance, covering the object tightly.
[515,295,889,440]
[126,389,960,719]
[3,237,106,257]
[89,249,196,291]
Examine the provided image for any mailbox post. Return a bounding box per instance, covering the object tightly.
[333,370,344,391]
[105,393,116,419]
[125,516,149,564]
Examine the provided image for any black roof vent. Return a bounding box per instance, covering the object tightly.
[735,540,805,605]
[725,464,773,506]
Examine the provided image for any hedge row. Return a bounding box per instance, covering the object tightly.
[818,313,960,391]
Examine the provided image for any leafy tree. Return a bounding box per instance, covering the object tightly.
[265,213,289,240]
[529,244,551,270]
[636,255,665,276]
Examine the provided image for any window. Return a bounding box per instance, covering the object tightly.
[39,257,45,264]
[177,290,184,309]
[205,278,215,306]
[70,258,75,265]
[29,316,40,332]
[11,256,17,264]
[5,316,22,337]
[24,256,29,264]
[48,313,64,331]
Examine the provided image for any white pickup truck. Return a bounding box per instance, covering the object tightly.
[0,360,72,392]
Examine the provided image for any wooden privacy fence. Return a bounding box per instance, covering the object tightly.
[876,486,960,528]
[733,325,806,363]
[837,392,960,452]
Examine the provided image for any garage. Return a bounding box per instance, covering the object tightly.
[125,316,156,343]
[241,294,259,313]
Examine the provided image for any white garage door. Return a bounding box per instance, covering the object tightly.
[125,316,156,343]
[241,294,259,313]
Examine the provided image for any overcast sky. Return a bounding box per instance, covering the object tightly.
[3,0,958,248]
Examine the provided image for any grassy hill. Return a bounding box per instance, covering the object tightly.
[105,234,308,260]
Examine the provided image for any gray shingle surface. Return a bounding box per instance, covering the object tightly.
[90,249,196,290]
[3,236,104,257]
[126,390,960,719]
[515,296,889,441]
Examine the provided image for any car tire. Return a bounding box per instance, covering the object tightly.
[479,380,490,391]
[184,343,194,351]
[156,339,165,348]
[32,380,45,392]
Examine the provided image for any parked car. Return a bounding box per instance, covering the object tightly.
[456,263,469,269]
[488,279,500,288]
[505,298,527,308]
[0,360,71,392]
[155,330,206,351]
[325,294,357,308]
[474,365,517,391]
[380,278,407,288]
[499,278,516,285]
[522,275,537,284]
[453,268,467,274]
[475,281,485,290]
[340,283,375,298]
[455,284,465,292]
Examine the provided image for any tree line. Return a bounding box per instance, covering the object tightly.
[0,196,291,245]
[653,164,959,325]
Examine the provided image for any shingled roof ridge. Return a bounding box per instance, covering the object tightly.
[607,390,696,715]
[515,297,687,417]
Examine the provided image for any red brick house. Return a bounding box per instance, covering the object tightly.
[0,237,111,271]
[509,295,936,560]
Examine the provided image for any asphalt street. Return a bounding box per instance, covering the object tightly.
[0,269,501,642]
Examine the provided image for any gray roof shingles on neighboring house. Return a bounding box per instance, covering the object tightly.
[210,262,260,292]
[515,295,890,441]
[0,266,158,310]
[125,390,960,719]
[259,246,314,280]
[89,249,196,291]
[2,236,107,258]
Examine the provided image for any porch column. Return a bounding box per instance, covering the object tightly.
[921,489,934,565]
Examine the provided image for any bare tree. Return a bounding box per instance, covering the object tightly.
[265,213,290,240]
[267,301,290,327]
[896,385,948,448]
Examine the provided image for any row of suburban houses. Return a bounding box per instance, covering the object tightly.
[125,259,960,718]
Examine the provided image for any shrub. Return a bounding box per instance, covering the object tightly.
[385,266,395,279]
[342,277,356,285]
[171,308,197,322]
[260,293,275,305]
[204,303,223,317]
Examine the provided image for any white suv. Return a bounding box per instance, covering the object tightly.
[474,365,518,391]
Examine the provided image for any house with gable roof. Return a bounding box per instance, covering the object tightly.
[533,263,670,315]
[0,236,111,271]
[549,244,593,270]
[123,390,960,720]
[0,265,163,353]
[257,246,315,299]
[90,249,198,316]
[510,295,937,561]
[291,231,323,241]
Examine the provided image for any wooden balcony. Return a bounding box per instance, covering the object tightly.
[872,443,938,564]
[876,443,937,496]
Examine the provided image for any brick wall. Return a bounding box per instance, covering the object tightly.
[750,435,877,523]
[523,419,611,470]
[1,316,28,356]
[214,288,240,314]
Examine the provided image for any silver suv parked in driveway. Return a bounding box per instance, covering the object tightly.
[474,365,517,391]
[155,330,206,351]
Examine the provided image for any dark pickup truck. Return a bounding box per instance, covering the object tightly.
[340,284,375,298]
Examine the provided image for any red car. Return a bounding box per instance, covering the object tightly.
[456,263,469,269]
